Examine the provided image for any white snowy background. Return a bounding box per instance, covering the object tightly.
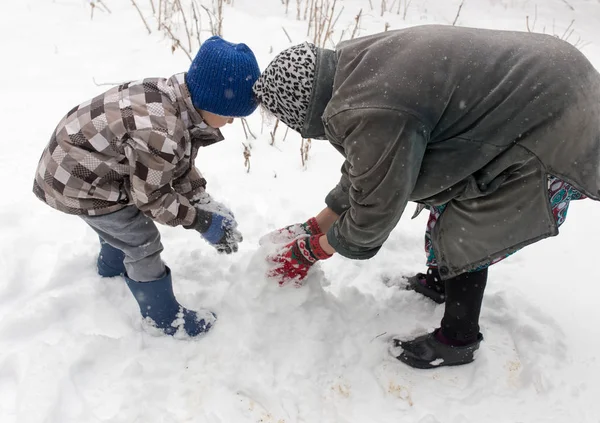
[1,0,600,422]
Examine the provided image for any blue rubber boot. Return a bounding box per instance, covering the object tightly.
[124,267,216,337]
[97,238,126,277]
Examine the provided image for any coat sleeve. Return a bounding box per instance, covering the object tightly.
[124,128,197,227]
[325,108,428,259]
[172,125,225,201]
[172,165,207,201]
[324,142,352,215]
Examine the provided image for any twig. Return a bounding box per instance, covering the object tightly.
[575,40,591,50]
[403,0,412,20]
[97,0,112,13]
[242,143,251,173]
[131,0,152,34]
[191,1,202,47]
[201,5,218,36]
[370,332,387,342]
[326,4,344,47]
[161,24,193,60]
[174,0,193,52]
[331,5,344,33]
[304,0,311,20]
[282,26,293,43]
[307,0,316,38]
[149,0,156,14]
[216,0,224,36]
[452,0,464,26]
[314,0,322,45]
[158,0,163,29]
[241,118,257,139]
[561,19,574,40]
[351,9,362,39]
[300,138,312,167]
[564,28,575,42]
[561,0,575,10]
[526,4,538,33]
[322,0,338,47]
[270,119,280,145]
[283,126,290,142]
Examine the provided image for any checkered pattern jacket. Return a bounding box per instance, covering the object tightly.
[33,73,224,227]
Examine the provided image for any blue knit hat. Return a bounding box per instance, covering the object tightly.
[186,36,260,117]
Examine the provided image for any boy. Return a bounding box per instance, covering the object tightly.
[33,36,260,338]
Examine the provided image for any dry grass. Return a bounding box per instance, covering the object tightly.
[127,0,235,62]
[526,5,590,50]
[242,143,251,173]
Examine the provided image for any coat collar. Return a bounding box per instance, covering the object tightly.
[169,73,204,129]
[169,73,224,142]
[300,48,337,140]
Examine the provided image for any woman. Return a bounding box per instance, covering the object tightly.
[252,25,600,368]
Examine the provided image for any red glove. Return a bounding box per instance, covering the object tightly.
[268,234,332,287]
[259,217,321,246]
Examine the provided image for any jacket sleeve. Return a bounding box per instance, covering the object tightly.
[124,128,197,227]
[172,166,207,202]
[325,108,428,259]
[324,142,352,215]
[172,125,224,201]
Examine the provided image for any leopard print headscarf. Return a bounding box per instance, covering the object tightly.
[252,42,318,133]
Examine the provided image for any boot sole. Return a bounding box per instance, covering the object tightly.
[397,352,474,369]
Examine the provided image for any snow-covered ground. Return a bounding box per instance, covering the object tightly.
[1,0,599,422]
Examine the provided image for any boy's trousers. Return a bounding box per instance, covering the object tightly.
[81,206,166,282]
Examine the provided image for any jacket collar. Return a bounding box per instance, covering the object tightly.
[301,48,337,139]
[169,73,204,129]
[169,73,224,143]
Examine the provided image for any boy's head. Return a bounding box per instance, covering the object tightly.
[186,36,260,121]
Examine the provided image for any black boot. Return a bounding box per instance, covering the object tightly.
[405,267,445,303]
[395,268,488,368]
[393,330,483,369]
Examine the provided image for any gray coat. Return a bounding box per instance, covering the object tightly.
[301,25,600,278]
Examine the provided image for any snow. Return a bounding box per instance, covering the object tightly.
[1,0,600,422]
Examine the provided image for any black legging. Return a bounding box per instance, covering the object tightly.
[440,268,488,343]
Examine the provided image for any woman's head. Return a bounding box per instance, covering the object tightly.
[253,42,318,133]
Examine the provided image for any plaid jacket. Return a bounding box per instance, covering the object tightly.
[33,73,224,227]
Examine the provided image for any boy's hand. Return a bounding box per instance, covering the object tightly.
[267,234,332,287]
[189,208,243,254]
[259,217,321,246]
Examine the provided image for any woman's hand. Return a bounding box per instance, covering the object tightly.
[258,217,321,246]
[267,234,333,287]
